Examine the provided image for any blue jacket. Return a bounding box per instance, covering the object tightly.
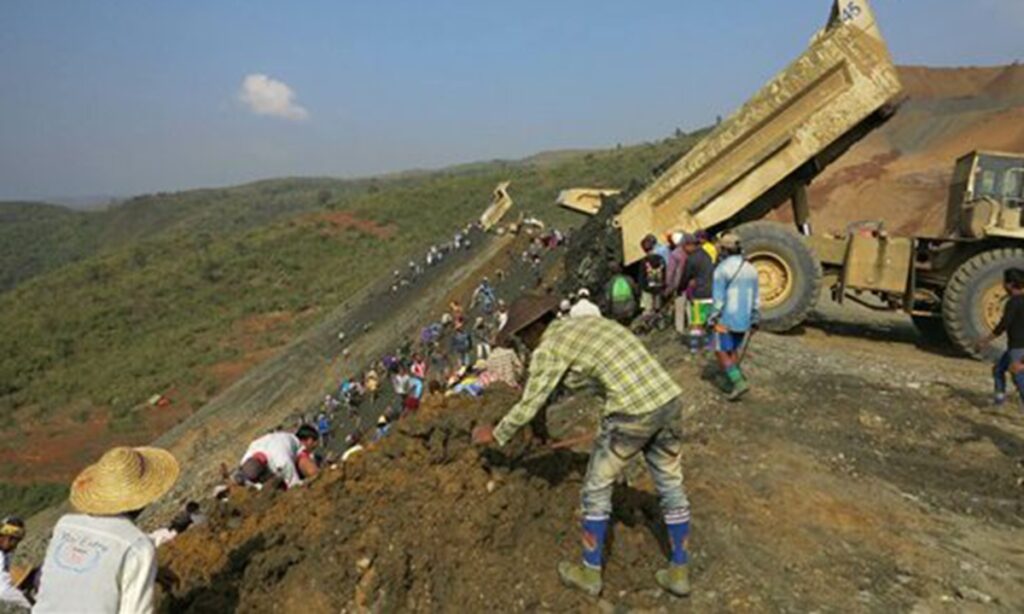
[712,255,760,332]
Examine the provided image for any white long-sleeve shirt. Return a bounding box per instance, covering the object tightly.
[0,550,30,609]
[34,514,157,614]
[240,432,304,488]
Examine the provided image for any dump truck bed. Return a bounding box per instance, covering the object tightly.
[615,0,902,264]
[479,181,513,231]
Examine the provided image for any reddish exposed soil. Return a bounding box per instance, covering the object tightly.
[0,398,192,484]
[208,348,283,390]
[305,211,397,240]
[0,308,301,484]
[0,410,112,483]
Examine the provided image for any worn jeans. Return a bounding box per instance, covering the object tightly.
[993,349,1024,401]
[581,398,690,517]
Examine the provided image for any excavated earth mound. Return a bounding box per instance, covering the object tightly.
[802,64,1024,237]
[158,389,681,613]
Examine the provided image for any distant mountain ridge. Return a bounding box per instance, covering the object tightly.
[0,147,606,294]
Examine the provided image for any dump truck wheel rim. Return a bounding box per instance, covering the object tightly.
[980,282,1006,332]
[749,251,793,309]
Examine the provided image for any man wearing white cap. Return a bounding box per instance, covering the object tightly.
[34,446,180,613]
[568,288,602,318]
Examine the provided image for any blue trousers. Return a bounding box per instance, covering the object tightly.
[993,349,1024,402]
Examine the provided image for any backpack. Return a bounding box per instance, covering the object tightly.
[610,275,634,304]
[609,274,637,318]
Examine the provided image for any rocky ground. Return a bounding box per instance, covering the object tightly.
[155,296,1024,612]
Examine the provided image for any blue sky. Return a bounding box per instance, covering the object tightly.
[1,0,1021,200]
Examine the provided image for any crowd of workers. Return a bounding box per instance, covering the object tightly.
[0,214,767,610]
[599,230,760,400]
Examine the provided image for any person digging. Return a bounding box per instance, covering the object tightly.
[472,295,693,598]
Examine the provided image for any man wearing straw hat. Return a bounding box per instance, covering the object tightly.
[33,446,180,614]
[0,516,32,608]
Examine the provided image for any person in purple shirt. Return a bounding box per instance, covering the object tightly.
[665,232,689,335]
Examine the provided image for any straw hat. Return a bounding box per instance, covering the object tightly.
[70,446,180,515]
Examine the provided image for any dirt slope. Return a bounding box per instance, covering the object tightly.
[149,215,1024,612]
[157,304,1024,612]
[805,64,1024,237]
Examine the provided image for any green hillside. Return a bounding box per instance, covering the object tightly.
[0,132,705,492]
[0,202,102,291]
[0,145,646,294]
[0,178,392,293]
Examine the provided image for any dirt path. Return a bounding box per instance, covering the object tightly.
[657,314,1024,611]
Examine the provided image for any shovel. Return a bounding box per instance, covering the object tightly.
[736,328,756,365]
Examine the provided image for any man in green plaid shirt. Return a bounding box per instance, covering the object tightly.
[474,297,693,598]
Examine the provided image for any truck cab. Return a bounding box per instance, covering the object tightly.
[949,151,1024,240]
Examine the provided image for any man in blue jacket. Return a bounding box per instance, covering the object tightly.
[710,233,760,401]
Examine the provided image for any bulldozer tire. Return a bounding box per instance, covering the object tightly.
[911,315,949,346]
[734,221,822,332]
[942,248,1024,360]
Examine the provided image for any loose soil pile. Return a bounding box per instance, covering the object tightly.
[161,389,632,613]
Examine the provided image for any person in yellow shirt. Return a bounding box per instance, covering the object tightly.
[696,230,718,263]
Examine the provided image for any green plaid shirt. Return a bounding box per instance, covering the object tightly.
[494,316,682,446]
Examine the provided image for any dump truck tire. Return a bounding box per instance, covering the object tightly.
[942,248,1024,360]
[734,222,822,332]
[911,315,949,346]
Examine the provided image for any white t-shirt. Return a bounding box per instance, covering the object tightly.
[241,432,304,488]
[34,514,157,614]
[391,373,410,396]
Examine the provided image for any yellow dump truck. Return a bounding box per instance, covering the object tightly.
[480,181,514,231]
[563,0,1024,358]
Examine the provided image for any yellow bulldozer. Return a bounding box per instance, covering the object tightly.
[562,0,1024,358]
